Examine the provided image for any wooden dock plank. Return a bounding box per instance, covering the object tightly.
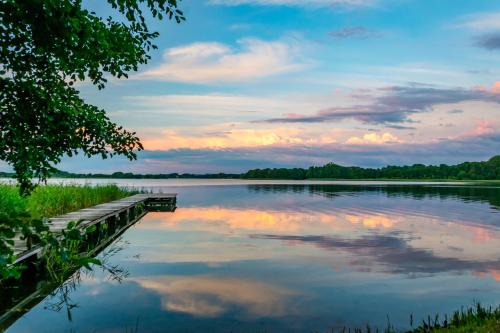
[11,193,176,263]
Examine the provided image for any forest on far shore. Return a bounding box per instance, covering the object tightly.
[241,155,500,180]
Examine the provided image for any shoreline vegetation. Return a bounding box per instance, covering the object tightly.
[0,184,133,281]
[0,184,132,220]
[347,303,500,333]
[1,156,498,182]
[304,303,500,333]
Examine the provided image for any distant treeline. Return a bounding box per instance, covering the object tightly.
[0,156,499,180]
[0,170,242,179]
[241,155,500,180]
[50,171,242,179]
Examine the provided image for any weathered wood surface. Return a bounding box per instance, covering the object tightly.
[12,193,176,264]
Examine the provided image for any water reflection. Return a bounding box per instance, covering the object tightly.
[135,202,499,281]
[251,233,500,277]
[133,275,299,317]
[3,184,500,332]
[248,184,500,210]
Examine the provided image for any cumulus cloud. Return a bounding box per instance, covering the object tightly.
[345,132,401,145]
[329,26,380,39]
[493,82,500,93]
[259,85,500,125]
[469,120,497,137]
[137,39,306,83]
[209,0,374,7]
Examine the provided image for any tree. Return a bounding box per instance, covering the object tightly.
[0,0,185,195]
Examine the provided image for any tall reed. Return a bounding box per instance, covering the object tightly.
[0,184,133,219]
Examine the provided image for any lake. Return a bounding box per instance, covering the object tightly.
[2,180,500,332]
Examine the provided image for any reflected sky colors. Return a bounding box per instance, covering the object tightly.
[6,184,500,332]
[132,275,299,318]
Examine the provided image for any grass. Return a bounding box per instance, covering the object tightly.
[426,317,499,332]
[330,303,500,333]
[408,303,500,333]
[0,184,133,220]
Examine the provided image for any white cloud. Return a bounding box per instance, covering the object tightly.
[137,39,307,83]
[454,12,500,30]
[209,0,374,7]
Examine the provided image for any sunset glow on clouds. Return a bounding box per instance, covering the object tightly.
[490,81,500,93]
[345,132,401,145]
[140,126,342,150]
[35,0,500,174]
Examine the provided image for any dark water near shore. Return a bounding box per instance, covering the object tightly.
[4,183,500,332]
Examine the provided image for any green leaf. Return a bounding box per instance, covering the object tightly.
[85,225,97,234]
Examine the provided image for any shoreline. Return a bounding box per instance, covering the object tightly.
[2,177,500,187]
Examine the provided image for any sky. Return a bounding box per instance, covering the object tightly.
[15,0,500,173]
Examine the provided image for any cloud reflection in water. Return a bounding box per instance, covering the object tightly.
[132,275,299,317]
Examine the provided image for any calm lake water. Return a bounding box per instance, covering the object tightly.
[3,180,500,332]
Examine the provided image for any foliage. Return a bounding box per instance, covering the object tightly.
[0,0,184,195]
[0,184,132,282]
[241,155,500,180]
[43,221,101,283]
[0,186,28,280]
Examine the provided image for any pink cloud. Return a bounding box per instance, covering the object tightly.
[472,120,496,136]
[474,81,500,94]
[492,81,500,94]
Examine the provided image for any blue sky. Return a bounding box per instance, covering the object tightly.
[5,0,500,174]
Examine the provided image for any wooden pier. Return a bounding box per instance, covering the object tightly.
[1,193,177,329]
[12,193,177,264]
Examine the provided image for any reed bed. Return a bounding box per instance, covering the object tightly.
[0,184,133,220]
